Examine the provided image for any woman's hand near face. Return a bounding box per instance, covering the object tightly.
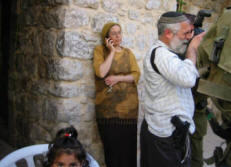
[105,38,115,53]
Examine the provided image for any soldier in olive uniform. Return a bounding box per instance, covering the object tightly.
[197,7,231,167]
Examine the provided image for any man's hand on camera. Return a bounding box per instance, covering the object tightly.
[186,32,206,64]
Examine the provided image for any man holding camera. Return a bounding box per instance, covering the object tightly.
[141,11,205,167]
[183,12,209,167]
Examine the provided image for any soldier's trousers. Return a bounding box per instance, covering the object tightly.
[190,111,207,167]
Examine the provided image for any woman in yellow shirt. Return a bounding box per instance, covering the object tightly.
[93,22,140,167]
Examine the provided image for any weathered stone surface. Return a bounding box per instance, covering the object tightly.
[21,0,39,9]
[126,23,137,34]
[26,96,44,119]
[122,36,134,48]
[134,52,143,60]
[40,7,66,29]
[128,0,145,9]
[48,82,85,98]
[146,0,161,10]
[47,58,84,81]
[29,124,52,142]
[22,6,42,26]
[136,35,146,51]
[85,85,95,98]
[83,102,95,121]
[73,0,100,9]
[41,30,57,57]
[47,0,72,5]
[43,100,58,122]
[163,0,177,11]
[64,8,90,28]
[41,7,89,28]
[141,13,153,24]
[31,80,51,96]
[92,13,119,32]
[56,31,91,59]
[17,28,41,56]
[24,55,38,79]
[102,0,120,13]
[45,98,84,122]
[82,32,100,58]
[128,10,140,20]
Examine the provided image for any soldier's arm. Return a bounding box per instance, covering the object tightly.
[207,109,231,140]
[209,119,231,140]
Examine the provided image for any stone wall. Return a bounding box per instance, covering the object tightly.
[9,0,231,166]
[8,0,176,166]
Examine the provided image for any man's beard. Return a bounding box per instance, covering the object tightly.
[169,35,188,55]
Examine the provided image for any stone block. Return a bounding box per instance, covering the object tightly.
[40,7,65,29]
[47,58,84,81]
[126,23,137,34]
[73,0,100,9]
[128,0,145,9]
[63,8,89,28]
[23,6,42,26]
[43,101,58,122]
[26,96,44,119]
[136,35,146,51]
[53,0,72,5]
[83,103,95,121]
[41,7,89,29]
[128,10,140,20]
[31,80,51,96]
[92,13,119,32]
[41,30,57,57]
[85,85,95,98]
[163,0,177,11]
[45,98,84,122]
[121,36,134,48]
[56,31,91,59]
[48,82,85,98]
[141,13,153,24]
[146,0,161,10]
[29,124,52,142]
[102,0,120,13]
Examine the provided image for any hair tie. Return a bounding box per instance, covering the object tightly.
[64,133,71,137]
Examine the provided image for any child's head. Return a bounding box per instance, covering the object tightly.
[44,126,89,167]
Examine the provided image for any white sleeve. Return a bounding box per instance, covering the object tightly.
[155,48,199,88]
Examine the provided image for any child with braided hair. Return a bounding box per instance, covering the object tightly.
[44,126,90,167]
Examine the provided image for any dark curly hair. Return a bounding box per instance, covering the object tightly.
[43,126,89,167]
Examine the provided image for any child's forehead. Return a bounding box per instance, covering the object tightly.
[54,152,78,161]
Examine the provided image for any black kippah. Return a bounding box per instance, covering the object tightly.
[162,11,183,17]
[159,11,187,24]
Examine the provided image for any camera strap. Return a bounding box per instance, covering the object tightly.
[150,46,181,75]
[150,47,161,75]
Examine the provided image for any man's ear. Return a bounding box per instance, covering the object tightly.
[164,29,174,39]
